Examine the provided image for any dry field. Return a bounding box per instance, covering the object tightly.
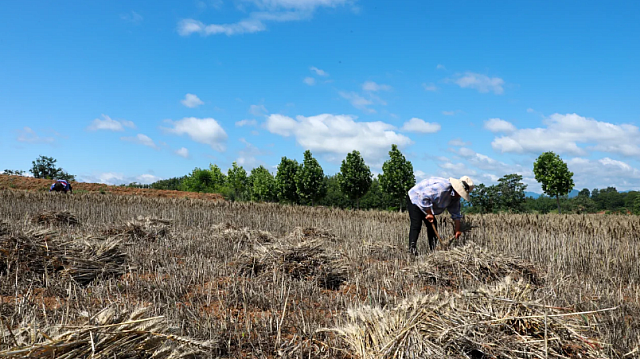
[1,189,639,358]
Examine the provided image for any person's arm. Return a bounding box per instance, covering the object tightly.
[454,219,462,239]
[448,198,463,238]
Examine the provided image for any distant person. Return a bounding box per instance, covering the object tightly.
[406,176,474,254]
[50,179,73,194]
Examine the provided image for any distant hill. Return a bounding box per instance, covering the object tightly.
[525,189,580,199]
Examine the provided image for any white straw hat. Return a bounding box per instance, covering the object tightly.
[449,176,475,202]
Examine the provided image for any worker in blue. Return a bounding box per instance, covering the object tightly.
[49,179,73,193]
[406,176,474,254]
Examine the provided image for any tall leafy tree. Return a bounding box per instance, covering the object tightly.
[379,144,415,211]
[182,167,215,193]
[337,150,372,208]
[209,164,227,190]
[496,174,528,213]
[30,155,75,181]
[533,151,574,213]
[296,150,327,205]
[248,165,276,202]
[227,162,248,201]
[275,157,301,204]
[468,183,500,213]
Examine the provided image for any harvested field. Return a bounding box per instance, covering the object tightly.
[1,189,639,358]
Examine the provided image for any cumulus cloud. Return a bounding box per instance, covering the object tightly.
[175,147,190,158]
[303,77,316,85]
[491,113,640,157]
[448,138,470,147]
[249,104,268,116]
[422,83,437,91]
[339,91,375,113]
[237,138,271,168]
[362,81,391,92]
[401,118,441,134]
[452,72,505,94]
[80,172,162,185]
[310,66,329,76]
[264,113,412,165]
[87,114,136,132]
[121,134,158,149]
[484,118,516,133]
[181,93,204,108]
[236,119,258,127]
[177,0,352,36]
[162,117,228,152]
[567,157,640,191]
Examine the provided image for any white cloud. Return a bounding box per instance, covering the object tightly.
[441,111,455,116]
[567,157,640,191]
[265,113,412,166]
[249,104,268,116]
[163,117,228,152]
[422,83,437,91]
[401,118,441,134]
[80,172,162,185]
[362,81,391,92]
[452,72,505,94]
[16,127,57,144]
[121,134,158,149]
[484,118,516,133]
[414,170,428,181]
[237,138,271,169]
[491,113,640,156]
[87,114,136,132]
[236,119,258,127]
[177,0,352,36]
[339,91,375,113]
[527,108,536,114]
[448,138,470,147]
[175,147,190,158]
[310,66,329,76]
[436,64,446,70]
[120,11,143,24]
[181,93,204,108]
[303,77,316,85]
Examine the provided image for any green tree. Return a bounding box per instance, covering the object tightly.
[337,150,372,208]
[533,151,574,213]
[296,150,327,205]
[248,166,276,202]
[496,174,528,212]
[468,183,500,213]
[182,167,215,193]
[275,157,301,204]
[578,188,590,198]
[208,164,227,190]
[227,162,248,201]
[379,144,415,211]
[633,195,640,215]
[30,155,75,181]
[2,169,25,176]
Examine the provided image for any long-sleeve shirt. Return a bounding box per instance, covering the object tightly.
[408,177,462,220]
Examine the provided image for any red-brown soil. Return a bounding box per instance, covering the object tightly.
[0,175,224,201]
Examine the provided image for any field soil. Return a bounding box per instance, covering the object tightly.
[0,174,224,200]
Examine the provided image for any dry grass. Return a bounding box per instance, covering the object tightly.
[1,189,639,358]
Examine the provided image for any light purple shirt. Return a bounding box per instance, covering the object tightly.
[408,177,462,220]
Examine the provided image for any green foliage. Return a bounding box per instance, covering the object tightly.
[379,144,415,210]
[275,157,300,204]
[248,166,276,202]
[496,174,528,213]
[533,151,574,213]
[150,176,187,191]
[182,168,215,193]
[633,195,640,215]
[30,155,75,181]
[578,188,590,198]
[296,150,327,205]
[337,150,372,208]
[2,169,25,176]
[468,183,500,214]
[227,162,248,201]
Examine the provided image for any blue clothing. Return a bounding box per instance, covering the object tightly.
[50,180,71,192]
[408,177,462,220]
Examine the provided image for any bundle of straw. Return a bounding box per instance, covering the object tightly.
[103,216,171,242]
[0,307,216,358]
[31,211,80,226]
[237,229,348,290]
[405,242,543,288]
[331,277,613,359]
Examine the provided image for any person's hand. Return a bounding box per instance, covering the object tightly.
[426,214,435,223]
[455,231,463,239]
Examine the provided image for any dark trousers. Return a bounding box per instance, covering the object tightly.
[407,195,438,251]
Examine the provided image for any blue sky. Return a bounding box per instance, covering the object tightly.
[2,0,640,192]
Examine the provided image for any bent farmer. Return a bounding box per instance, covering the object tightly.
[406,176,474,254]
[50,179,73,194]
